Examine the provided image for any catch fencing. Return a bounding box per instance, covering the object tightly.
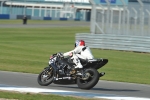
[76,0,150,53]
[94,0,150,36]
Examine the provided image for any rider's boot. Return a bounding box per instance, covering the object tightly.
[75,62,83,69]
[75,63,84,76]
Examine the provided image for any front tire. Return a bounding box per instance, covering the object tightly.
[77,68,99,90]
[37,67,54,86]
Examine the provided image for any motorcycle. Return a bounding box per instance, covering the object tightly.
[37,52,108,90]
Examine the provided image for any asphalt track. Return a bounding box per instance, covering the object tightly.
[0,71,150,99]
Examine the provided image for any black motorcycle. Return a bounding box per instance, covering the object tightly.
[37,52,108,90]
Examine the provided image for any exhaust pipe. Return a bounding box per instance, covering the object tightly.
[99,72,105,77]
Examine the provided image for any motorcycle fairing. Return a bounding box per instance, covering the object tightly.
[80,58,108,69]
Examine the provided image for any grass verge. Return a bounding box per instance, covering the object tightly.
[0,90,99,100]
[0,24,150,85]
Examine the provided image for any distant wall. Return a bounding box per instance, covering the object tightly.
[0,11,91,21]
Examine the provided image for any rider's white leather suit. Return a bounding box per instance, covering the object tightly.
[63,45,94,69]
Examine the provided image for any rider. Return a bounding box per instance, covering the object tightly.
[63,40,94,70]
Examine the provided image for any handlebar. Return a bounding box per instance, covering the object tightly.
[57,52,64,58]
[52,52,64,58]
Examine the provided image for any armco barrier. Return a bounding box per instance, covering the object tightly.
[43,17,52,20]
[0,14,9,19]
[59,18,68,20]
[76,33,150,53]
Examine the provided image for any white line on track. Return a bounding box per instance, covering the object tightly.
[0,84,150,100]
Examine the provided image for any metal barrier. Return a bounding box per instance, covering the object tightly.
[76,33,150,53]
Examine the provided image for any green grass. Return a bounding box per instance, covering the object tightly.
[0,20,149,100]
[0,27,88,73]
[0,91,95,100]
[0,26,150,85]
[93,49,150,84]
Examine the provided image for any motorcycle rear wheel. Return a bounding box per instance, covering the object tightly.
[37,67,54,86]
[77,68,99,90]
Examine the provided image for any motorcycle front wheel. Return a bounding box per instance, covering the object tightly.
[77,68,99,90]
[37,67,54,86]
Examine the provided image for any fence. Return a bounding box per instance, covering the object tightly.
[76,0,150,53]
[92,0,150,36]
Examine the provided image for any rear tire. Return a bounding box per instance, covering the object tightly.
[77,68,99,90]
[37,67,54,86]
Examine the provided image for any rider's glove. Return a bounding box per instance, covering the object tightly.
[57,52,64,58]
